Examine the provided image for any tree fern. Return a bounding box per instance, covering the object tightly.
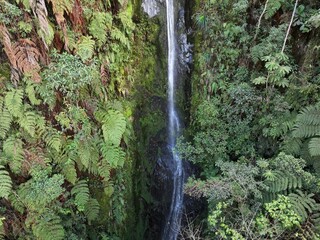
[0,96,12,139]
[71,179,90,211]
[76,36,95,62]
[84,198,100,223]
[5,88,23,118]
[0,165,12,199]
[100,110,126,146]
[31,211,65,240]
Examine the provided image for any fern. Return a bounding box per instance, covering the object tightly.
[265,0,284,19]
[76,36,95,62]
[111,27,130,49]
[18,110,36,137]
[0,165,12,199]
[0,96,12,139]
[291,105,320,157]
[84,198,100,223]
[31,211,65,240]
[100,110,126,146]
[309,138,320,157]
[42,128,62,152]
[32,0,54,48]
[89,12,112,48]
[0,216,4,240]
[62,161,77,184]
[71,179,90,211]
[25,81,41,106]
[100,144,125,168]
[3,136,24,173]
[5,88,23,118]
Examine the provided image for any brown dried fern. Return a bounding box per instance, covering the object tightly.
[0,25,42,83]
[48,0,74,50]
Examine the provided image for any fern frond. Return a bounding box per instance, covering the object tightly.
[100,144,125,168]
[84,198,100,223]
[42,128,61,152]
[5,88,23,118]
[98,160,111,181]
[0,97,12,139]
[111,27,130,49]
[0,165,12,199]
[32,211,65,240]
[71,179,89,211]
[18,111,36,137]
[31,0,54,48]
[3,136,24,173]
[61,161,77,184]
[293,125,320,138]
[309,137,320,157]
[76,36,95,62]
[297,105,320,126]
[89,12,112,48]
[265,0,283,19]
[0,216,4,240]
[101,110,126,146]
[25,82,41,105]
[289,190,320,223]
[12,39,42,82]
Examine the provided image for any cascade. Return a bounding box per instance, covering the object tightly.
[162,0,184,239]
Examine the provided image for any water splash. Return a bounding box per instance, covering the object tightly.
[162,0,184,239]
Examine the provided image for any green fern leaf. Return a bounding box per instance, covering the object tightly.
[265,0,284,19]
[32,212,65,240]
[0,97,12,139]
[309,137,320,157]
[0,165,12,199]
[62,161,77,184]
[297,105,320,126]
[98,161,111,181]
[42,128,61,152]
[18,111,36,137]
[5,89,23,118]
[101,110,126,146]
[100,144,125,168]
[89,12,112,48]
[77,36,95,62]
[3,136,24,173]
[111,28,130,49]
[25,82,41,105]
[71,179,90,211]
[84,198,100,223]
[293,125,320,138]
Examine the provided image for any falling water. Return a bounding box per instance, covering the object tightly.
[162,0,184,239]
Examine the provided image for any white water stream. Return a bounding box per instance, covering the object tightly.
[162,0,184,239]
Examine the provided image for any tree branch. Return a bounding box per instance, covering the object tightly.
[254,0,269,41]
[281,0,299,53]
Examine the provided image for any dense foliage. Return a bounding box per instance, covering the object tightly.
[179,0,320,239]
[0,0,145,239]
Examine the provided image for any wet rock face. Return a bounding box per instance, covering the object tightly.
[142,0,162,18]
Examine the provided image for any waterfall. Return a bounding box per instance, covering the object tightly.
[162,0,184,239]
